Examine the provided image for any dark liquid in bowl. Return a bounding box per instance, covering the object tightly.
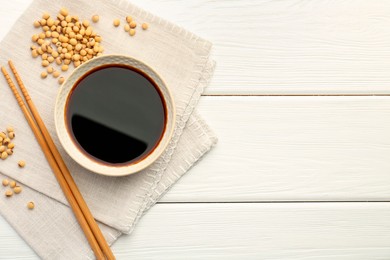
[65,65,166,165]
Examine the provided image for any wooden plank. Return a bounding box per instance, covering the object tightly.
[2,203,390,259]
[3,1,390,95]
[162,96,390,202]
[108,0,390,95]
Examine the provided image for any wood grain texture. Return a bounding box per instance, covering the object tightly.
[2,203,390,259]
[1,1,390,259]
[129,0,390,95]
[3,0,390,94]
[162,96,390,202]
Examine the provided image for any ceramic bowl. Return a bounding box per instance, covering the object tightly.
[54,55,175,177]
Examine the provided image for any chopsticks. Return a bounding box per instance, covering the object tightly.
[1,61,115,260]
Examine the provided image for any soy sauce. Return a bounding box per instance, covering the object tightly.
[65,65,166,165]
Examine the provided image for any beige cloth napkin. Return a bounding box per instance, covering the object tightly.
[0,0,217,258]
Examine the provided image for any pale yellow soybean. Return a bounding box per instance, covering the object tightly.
[89,38,95,46]
[5,190,13,197]
[69,38,77,46]
[60,7,68,16]
[13,186,22,194]
[68,31,75,39]
[7,143,14,149]
[113,19,120,27]
[32,34,39,42]
[42,60,49,67]
[2,179,9,186]
[85,27,92,36]
[41,44,47,52]
[41,71,48,78]
[130,21,136,28]
[42,12,50,19]
[48,56,54,63]
[47,18,54,27]
[142,23,148,30]
[0,132,6,139]
[57,14,65,21]
[62,36,69,43]
[3,138,10,145]
[39,33,46,39]
[75,44,82,51]
[9,181,16,188]
[53,71,60,78]
[129,29,136,36]
[52,31,59,38]
[33,21,41,28]
[27,201,35,209]
[95,35,102,43]
[73,54,80,61]
[65,15,72,23]
[0,146,5,153]
[32,50,39,58]
[61,64,69,71]
[8,132,15,139]
[58,77,65,84]
[92,15,99,23]
[47,66,54,74]
[64,59,71,65]
[6,149,13,155]
[18,160,26,168]
[126,16,132,23]
[79,27,85,35]
[40,19,47,26]
[124,24,130,32]
[56,57,62,65]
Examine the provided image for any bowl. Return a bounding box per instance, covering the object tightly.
[54,55,175,177]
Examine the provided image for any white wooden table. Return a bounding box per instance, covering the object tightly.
[2,0,390,259]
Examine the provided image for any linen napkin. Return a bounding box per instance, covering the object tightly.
[0,0,217,258]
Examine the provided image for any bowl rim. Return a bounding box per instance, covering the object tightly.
[54,54,176,177]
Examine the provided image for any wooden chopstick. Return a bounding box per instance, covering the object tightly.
[8,61,116,260]
[1,66,106,260]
